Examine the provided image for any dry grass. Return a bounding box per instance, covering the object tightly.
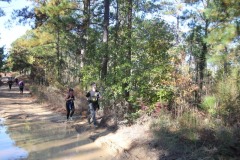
[150,109,240,159]
[29,84,88,116]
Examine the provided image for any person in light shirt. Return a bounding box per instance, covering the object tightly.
[86,82,101,127]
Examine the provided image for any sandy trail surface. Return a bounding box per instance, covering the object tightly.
[0,85,113,160]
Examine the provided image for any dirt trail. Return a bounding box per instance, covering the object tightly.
[0,85,114,160]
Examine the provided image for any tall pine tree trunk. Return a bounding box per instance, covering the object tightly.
[113,0,120,84]
[124,0,132,100]
[80,0,90,68]
[223,47,228,76]
[199,20,209,93]
[56,26,61,81]
[101,0,110,81]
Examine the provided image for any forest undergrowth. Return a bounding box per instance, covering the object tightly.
[28,71,240,159]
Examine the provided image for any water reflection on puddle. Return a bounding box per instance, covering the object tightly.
[0,117,112,160]
[0,118,28,160]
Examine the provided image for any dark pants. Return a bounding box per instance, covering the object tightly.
[88,103,98,125]
[9,84,12,90]
[19,86,24,93]
[66,102,75,119]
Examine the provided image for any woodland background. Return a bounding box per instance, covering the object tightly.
[0,0,239,158]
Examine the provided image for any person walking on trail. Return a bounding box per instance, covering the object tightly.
[15,78,18,85]
[18,80,24,94]
[7,78,13,90]
[86,82,101,127]
[65,88,75,121]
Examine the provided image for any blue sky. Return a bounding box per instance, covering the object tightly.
[0,0,191,52]
[0,0,32,51]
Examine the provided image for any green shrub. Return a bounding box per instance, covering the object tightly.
[146,104,156,115]
[29,85,38,94]
[215,67,240,124]
[156,86,174,104]
[200,96,217,116]
[29,85,47,103]
[125,111,141,124]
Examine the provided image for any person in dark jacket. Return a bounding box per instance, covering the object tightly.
[7,78,13,90]
[65,88,75,121]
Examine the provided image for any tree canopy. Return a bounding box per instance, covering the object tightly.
[4,0,240,125]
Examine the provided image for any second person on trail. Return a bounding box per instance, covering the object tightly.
[65,88,75,121]
[86,82,101,127]
[15,78,18,85]
[8,78,13,90]
[18,80,24,94]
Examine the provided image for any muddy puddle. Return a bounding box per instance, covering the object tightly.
[0,118,28,160]
[0,117,113,160]
[0,85,113,160]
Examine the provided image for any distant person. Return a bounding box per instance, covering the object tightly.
[86,82,101,127]
[18,80,24,94]
[7,78,13,90]
[15,78,19,85]
[65,88,75,121]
